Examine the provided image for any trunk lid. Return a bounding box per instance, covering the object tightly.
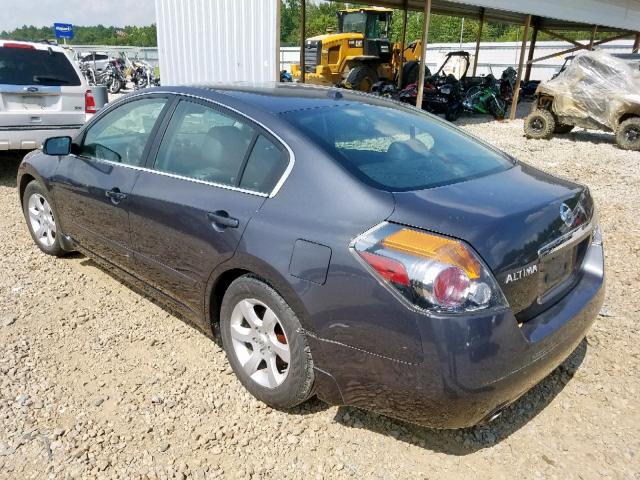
[389,163,594,317]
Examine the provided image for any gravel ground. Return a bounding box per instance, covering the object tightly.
[1,107,639,480]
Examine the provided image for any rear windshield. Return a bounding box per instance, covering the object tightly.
[281,103,513,191]
[0,47,81,86]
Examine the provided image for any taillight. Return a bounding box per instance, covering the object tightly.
[85,89,96,114]
[2,42,35,49]
[352,223,507,313]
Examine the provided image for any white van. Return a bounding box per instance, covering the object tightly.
[0,40,95,151]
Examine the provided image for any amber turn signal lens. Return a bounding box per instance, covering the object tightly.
[382,229,481,279]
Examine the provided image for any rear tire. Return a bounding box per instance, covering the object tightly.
[615,117,640,151]
[220,275,314,409]
[524,109,555,139]
[345,65,378,92]
[488,97,506,120]
[401,61,430,88]
[22,181,65,257]
[445,102,462,122]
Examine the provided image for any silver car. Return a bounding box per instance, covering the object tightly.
[0,41,91,151]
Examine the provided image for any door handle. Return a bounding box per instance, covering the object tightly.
[105,188,127,205]
[207,211,239,229]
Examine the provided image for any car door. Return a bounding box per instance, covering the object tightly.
[128,97,289,313]
[52,95,170,270]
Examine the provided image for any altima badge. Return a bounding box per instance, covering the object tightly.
[559,203,575,228]
[505,264,538,284]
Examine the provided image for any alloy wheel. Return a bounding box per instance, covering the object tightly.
[27,193,56,248]
[229,298,290,389]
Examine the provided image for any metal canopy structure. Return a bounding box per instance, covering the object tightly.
[341,0,640,32]
[306,0,640,119]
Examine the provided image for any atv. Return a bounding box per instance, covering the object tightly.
[398,51,473,121]
[524,50,640,151]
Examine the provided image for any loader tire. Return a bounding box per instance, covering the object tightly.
[345,66,378,92]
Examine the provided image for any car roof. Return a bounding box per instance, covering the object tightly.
[157,83,397,116]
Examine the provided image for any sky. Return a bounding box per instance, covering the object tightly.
[0,0,155,32]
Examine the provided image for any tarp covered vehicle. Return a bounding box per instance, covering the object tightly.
[524,50,640,151]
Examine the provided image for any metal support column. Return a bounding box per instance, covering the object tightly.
[472,8,485,76]
[415,0,432,108]
[524,24,537,82]
[275,0,281,81]
[509,14,531,121]
[589,25,598,49]
[299,0,306,83]
[397,0,409,88]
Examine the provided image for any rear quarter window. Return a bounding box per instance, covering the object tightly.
[0,46,81,86]
[239,135,288,193]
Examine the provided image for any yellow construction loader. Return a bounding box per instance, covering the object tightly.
[291,6,424,91]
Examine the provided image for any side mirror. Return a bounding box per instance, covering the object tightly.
[43,136,72,156]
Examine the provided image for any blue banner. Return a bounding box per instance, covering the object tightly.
[53,23,74,40]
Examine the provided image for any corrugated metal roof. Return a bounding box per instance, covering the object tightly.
[155,0,279,85]
[328,0,640,32]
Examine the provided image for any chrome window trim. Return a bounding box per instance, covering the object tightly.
[68,154,269,198]
[102,89,295,198]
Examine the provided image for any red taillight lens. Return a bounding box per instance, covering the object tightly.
[433,266,470,307]
[359,251,409,287]
[85,90,96,114]
[351,223,507,313]
[2,42,35,49]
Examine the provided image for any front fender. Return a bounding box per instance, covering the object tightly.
[17,150,58,205]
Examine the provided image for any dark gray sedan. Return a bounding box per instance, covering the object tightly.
[17,84,604,428]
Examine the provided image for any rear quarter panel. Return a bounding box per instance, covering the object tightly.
[231,130,425,365]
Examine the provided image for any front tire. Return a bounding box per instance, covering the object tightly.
[345,65,378,92]
[22,181,65,256]
[524,109,556,139]
[615,117,640,151]
[220,275,314,409]
[108,78,121,94]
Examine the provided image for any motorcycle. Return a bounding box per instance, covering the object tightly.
[398,74,464,122]
[462,74,506,119]
[79,59,124,94]
[123,53,160,89]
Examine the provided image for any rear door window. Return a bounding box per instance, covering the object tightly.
[0,46,81,86]
[153,100,255,186]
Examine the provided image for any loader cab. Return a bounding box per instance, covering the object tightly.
[337,8,391,39]
[337,8,393,63]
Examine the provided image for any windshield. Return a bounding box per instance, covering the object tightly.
[0,47,80,86]
[281,103,513,192]
[340,12,389,38]
[341,12,366,34]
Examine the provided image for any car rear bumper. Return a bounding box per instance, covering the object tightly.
[309,240,604,429]
[0,124,84,150]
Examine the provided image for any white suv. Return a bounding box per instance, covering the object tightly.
[0,40,95,151]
